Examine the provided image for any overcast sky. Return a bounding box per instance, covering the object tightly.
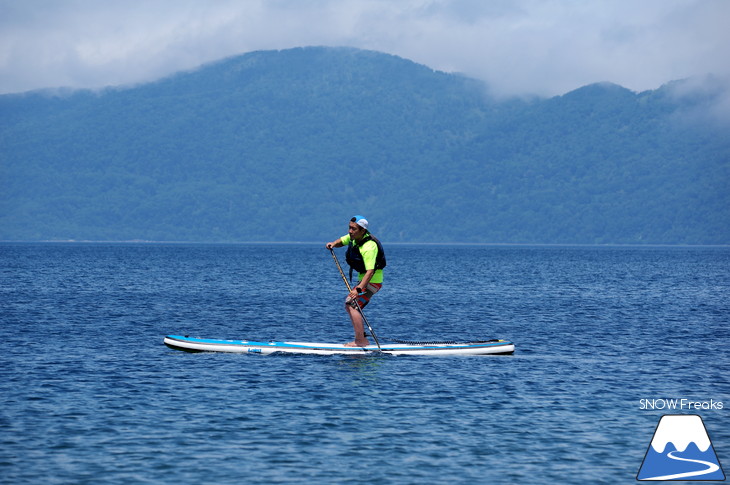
[1,0,728,97]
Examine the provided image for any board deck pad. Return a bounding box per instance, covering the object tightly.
[164,335,515,356]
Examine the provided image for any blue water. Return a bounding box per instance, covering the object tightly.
[1,243,728,484]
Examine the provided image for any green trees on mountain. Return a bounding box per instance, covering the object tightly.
[1,47,728,243]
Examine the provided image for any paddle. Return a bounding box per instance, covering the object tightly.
[329,248,382,351]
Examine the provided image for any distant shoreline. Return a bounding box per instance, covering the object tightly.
[1,240,728,248]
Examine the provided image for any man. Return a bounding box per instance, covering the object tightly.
[326,215,386,347]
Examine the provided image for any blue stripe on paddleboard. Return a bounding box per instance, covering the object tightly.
[167,336,351,349]
[165,335,512,351]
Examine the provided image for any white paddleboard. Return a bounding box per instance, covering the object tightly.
[164,335,515,356]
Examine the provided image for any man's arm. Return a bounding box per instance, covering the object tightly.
[326,238,344,249]
[354,269,375,294]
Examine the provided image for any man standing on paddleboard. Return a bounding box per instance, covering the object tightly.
[326,215,386,347]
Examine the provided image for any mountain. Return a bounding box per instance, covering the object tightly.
[1,46,728,243]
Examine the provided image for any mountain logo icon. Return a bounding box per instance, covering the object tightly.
[637,414,725,481]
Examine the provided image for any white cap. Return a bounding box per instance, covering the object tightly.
[352,215,368,230]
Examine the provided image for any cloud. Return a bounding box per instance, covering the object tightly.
[0,0,728,97]
[377,0,730,97]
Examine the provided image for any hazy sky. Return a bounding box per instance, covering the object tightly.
[1,0,728,97]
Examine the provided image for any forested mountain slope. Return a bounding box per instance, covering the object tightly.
[1,47,727,243]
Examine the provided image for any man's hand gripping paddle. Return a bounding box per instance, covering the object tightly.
[329,248,382,351]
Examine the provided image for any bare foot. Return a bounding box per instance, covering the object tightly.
[344,340,370,347]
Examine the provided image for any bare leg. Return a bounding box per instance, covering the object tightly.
[344,303,370,347]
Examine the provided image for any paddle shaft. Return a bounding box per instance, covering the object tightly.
[329,248,382,350]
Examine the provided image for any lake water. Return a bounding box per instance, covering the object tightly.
[1,243,728,484]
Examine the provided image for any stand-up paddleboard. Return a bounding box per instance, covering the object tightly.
[164,335,515,356]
